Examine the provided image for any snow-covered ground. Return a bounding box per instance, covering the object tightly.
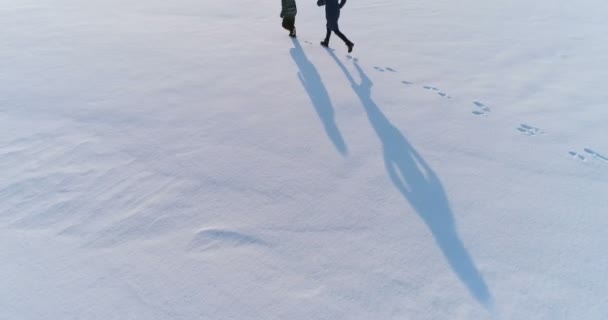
[2,0,607,319]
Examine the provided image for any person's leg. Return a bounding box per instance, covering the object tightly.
[333,29,351,44]
[282,17,296,36]
[334,29,353,48]
[326,12,354,52]
[321,25,332,46]
[333,28,354,52]
[287,17,296,36]
[282,17,290,31]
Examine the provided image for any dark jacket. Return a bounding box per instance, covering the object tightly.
[325,0,346,10]
[318,0,345,20]
[281,0,297,18]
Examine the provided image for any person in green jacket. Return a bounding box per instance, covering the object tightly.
[280,0,297,37]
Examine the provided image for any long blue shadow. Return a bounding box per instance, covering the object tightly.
[328,51,493,307]
[290,38,347,155]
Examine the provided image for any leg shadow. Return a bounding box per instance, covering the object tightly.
[328,51,493,307]
[290,38,348,155]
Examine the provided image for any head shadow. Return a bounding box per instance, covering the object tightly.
[289,38,348,155]
[328,50,493,307]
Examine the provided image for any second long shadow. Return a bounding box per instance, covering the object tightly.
[290,39,347,155]
[328,51,493,307]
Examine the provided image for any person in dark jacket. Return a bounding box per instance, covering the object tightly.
[317,0,354,52]
[281,0,297,37]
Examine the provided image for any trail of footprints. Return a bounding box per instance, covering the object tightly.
[421,86,452,99]
[569,149,608,163]
[371,65,452,99]
[373,66,397,73]
[300,43,607,167]
[368,62,607,166]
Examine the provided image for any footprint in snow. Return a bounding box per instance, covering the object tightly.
[402,80,414,85]
[517,124,544,136]
[373,66,397,72]
[473,101,491,111]
[424,86,451,99]
[346,55,359,62]
[569,151,587,162]
[472,101,491,116]
[584,148,608,162]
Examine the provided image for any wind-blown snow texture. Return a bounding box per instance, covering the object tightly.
[2,0,607,319]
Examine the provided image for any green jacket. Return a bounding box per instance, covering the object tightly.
[280,0,297,18]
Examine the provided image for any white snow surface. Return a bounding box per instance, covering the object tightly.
[2,0,608,319]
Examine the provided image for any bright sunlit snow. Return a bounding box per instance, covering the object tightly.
[1,0,607,319]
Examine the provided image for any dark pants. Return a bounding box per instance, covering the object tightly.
[324,26,351,45]
[324,11,351,45]
[282,16,295,32]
